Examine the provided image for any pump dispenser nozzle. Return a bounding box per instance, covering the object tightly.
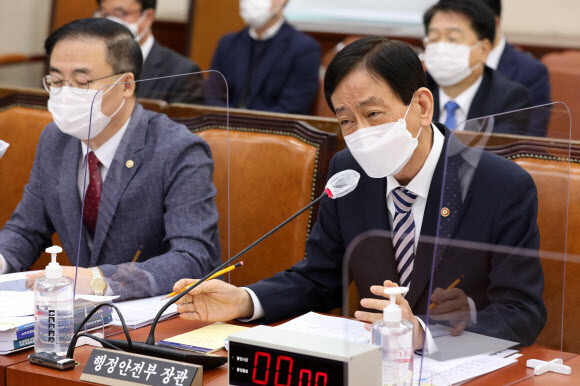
[44,245,63,279]
[383,286,409,323]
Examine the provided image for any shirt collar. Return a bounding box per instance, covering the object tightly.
[386,123,445,199]
[80,117,131,170]
[439,74,483,121]
[486,35,507,70]
[140,35,155,63]
[249,17,284,41]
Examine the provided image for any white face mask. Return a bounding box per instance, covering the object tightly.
[424,42,481,87]
[47,75,126,141]
[344,95,421,178]
[106,14,148,42]
[240,0,276,29]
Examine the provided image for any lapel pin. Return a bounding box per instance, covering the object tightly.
[441,207,450,217]
[126,160,134,169]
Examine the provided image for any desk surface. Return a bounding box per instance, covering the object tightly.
[3,317,579,386]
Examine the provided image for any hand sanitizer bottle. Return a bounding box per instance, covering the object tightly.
[371,287,414,386]
[34,246,74,355]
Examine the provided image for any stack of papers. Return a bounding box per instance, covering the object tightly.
[158,322,249,353]
[111,295,179,329]
[277,312,520,386]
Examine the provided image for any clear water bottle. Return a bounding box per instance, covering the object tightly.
[34,246,74,356]
[371,287,414,386]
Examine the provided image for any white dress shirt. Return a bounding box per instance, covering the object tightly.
[249,17,284,41]
[486,35,507,70]
[140,35,155,64]
[439,74,483,131]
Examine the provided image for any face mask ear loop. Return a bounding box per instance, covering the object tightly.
[101,73,127,118]
[403,92,415,120]
[404,92,422,140]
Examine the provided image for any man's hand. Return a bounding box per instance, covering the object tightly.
[174,279,254,322]
[354,280,424,350]
[26,267,93,294]
[429,287,470,336]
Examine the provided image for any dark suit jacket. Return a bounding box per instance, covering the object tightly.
[498,43,551,108]
[497,42,551,136]
[248,123,546,346]
[428,66,532,135]
[138,41,204,104]
[0,104,220,300]
[207,22,321,115]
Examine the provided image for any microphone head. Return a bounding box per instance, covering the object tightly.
[324,169,360,199]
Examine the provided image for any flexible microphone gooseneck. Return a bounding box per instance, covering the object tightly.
[85,170,361,366]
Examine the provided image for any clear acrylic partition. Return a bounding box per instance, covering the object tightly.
[339,105,573,385]
[69,71,229,337]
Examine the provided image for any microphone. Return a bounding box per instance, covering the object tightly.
[100,169,361,364]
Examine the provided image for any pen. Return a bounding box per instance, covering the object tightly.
[162,262,244,299]
[429,276,462,311]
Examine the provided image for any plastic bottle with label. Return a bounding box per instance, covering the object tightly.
[371,286,414,386]
[34,246,74,355]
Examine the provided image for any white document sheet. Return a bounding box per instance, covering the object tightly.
[277,311,371,343]
[111,295,178,329]
[276,312,520,386]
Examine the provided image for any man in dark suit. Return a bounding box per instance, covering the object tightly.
[482,0,551,107]
[174,36,546,348]
[96,0,203,104]
[0,19,220,301]
[422,0,531,134]
[481,0,550,136]
[206,0,321,115]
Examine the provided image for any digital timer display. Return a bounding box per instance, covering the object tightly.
[229,341,347,386]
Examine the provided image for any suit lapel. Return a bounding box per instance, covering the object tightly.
[58,139,90,267]
[141,42,163,80]
[246,23,291,104]
[466,67,492,120]
[497,43,519,80]
[90,105,147,265]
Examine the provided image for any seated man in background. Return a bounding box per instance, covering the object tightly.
[481,0,550,136]
[206,0,321,114]
[174,36,546,348]
[482,0,550,108]
[0,18,220,301]
[95,0,204,103]
[423,0,531,133]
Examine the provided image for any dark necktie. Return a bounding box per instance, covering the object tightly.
[83,152,102,238]
[392,187,418,288]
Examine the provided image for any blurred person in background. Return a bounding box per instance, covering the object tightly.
[206,0,321,115]
[422,0,531,134]
[95,0,204,103]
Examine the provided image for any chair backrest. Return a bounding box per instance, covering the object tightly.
[176,113,337,286]
[0,93,69,269]
[485,139,580,353]
[542,50,580,140]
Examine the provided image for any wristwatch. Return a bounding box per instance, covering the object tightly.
[89,267,107,296]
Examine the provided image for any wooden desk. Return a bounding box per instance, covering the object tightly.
[4,318,579,385]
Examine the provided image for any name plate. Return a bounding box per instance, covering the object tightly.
[81,348,202,386]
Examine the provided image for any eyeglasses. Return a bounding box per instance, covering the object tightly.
[42,73,124,95]
[94,8,142,20]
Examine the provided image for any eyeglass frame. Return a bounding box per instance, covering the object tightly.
[42,73,127,95]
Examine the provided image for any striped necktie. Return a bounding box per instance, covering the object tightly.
[392,187,418,288]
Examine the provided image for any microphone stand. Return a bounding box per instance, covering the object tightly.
[145,191,328,345]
